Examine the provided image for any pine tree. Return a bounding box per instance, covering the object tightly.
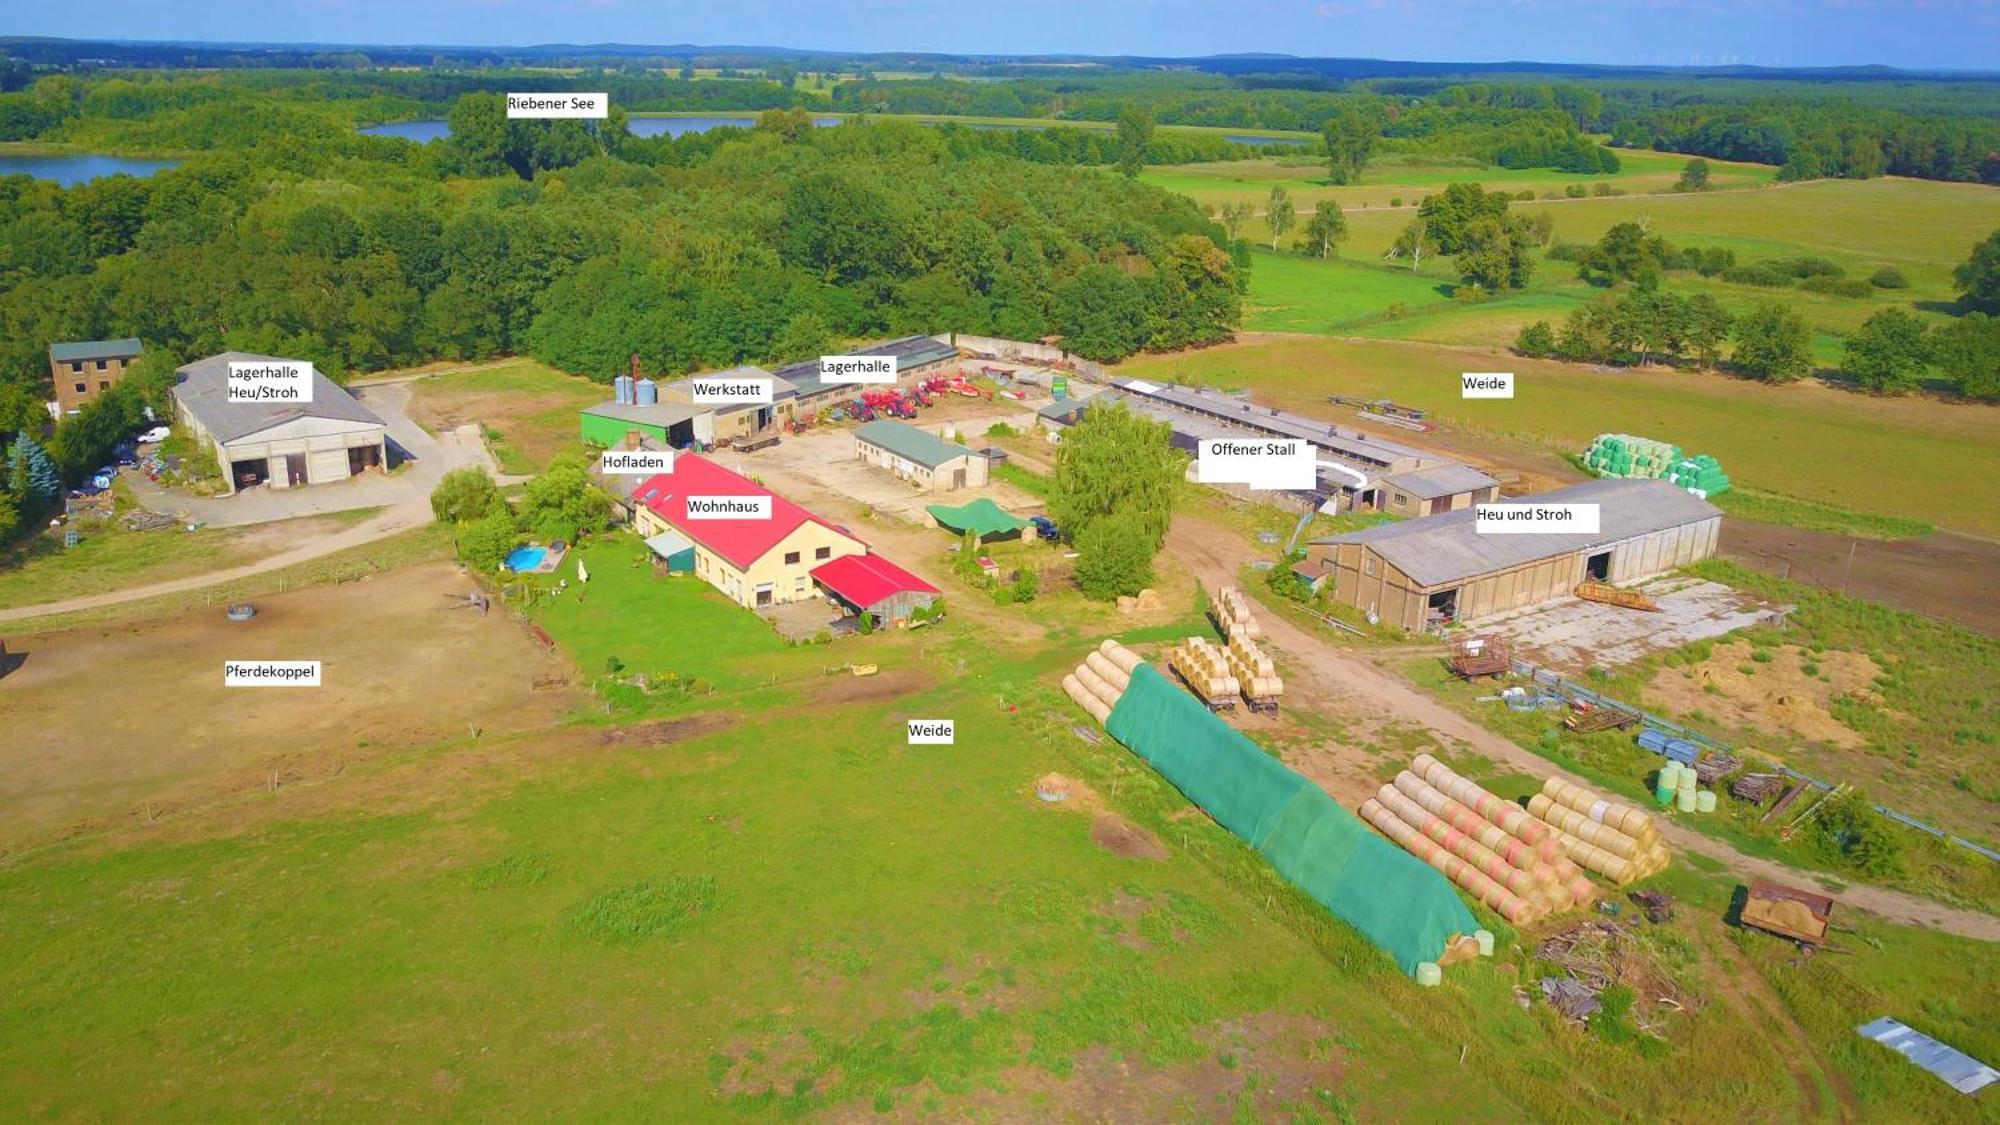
[8,435,61,504]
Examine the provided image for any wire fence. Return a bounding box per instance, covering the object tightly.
[1509,658,1999,864]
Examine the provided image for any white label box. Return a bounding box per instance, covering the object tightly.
[1461,372,1515,399]
[506,92,608,119]
[1475,503,1600,535]
[227,360,313,404]
[820,355,897,385]
[600,450,674,475]
[225,660,322,687]
[1195,438,1316,491]
[688,378,773,405]
[907,719,956,745]
[684,495,772,520]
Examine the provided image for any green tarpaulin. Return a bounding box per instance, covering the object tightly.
[927,497,1030,539]
[1106,663,1478,976]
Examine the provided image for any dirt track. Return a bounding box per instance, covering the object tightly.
[1165,515,2000,942]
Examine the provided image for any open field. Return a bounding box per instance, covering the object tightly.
[402,359,605,474]
[0,561,572,851]
[1117,335,2000,537]
[4,533,1996,1118]
[1143,148,1778,214]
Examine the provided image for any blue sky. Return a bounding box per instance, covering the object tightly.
[9,0,1994,70]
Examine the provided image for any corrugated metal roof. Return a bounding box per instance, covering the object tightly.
[775,335,960,400]
[1311,478,1719,588]
[643,529,695,559]
[50,338,142,363]
[1857,1018,1998,1094]
[172,352,382,443]
[1110,378,1428,468]
[1382,463,1501,500]
[856,419,975,469]
[582,400,708,428]
[661,365,797,409]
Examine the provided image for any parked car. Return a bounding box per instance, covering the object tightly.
[137,425,172,444]
[1029,515,1061,543]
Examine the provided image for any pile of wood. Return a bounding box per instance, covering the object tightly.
[1209,586,1263,641]
[1061,640,1143,727]
[1447,634,1512,679]
[1167,637,1239,710]
[1563,703,1638,733]
[1361,755,1598,925]
[1224,633,1283,712]
[1731,772,1788,803]
[1525,777,1671,885]
[1691,753,1742,784]
[1574,581,1660,612]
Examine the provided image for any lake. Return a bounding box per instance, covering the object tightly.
[361,115,840,142]
[0,152,180,185]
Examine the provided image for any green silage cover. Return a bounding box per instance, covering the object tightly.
[1106,664,1478,975]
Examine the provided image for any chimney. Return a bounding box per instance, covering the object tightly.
[630,353,642,379]
[625,429,642,450]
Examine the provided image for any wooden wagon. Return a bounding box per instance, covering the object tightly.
[1447,634,1512,680]
[1740,879,1835,952]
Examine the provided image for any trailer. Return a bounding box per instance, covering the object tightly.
[1446,634,1511,680]
[1740,879,1835,952]
[1564,702,1639,733]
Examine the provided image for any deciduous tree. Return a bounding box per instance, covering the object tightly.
[1732,301,1815,382]
[1265,186,1295,251]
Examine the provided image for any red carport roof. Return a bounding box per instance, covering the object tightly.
[810,552,940,609]
[632,453,857,570]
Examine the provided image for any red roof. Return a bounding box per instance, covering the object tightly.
[810,552,940,610]
[632,454,857,570]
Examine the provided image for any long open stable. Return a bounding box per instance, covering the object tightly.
[1305,479,1721,631]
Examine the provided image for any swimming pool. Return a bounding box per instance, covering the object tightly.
[503,546,547,572]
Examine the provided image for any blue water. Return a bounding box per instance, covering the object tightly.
[0,152,179,185]
[361,115,839,142]
[504,546,547,572]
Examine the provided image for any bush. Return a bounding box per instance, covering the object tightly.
[458,507,521,572]
[1514,321,1556,357]
[1809,791,1905,878]
[1010,567,1039,604]
[1564,183,1587,198]
[1546,241,1588,263]
[1721,262,1797,288]
[430,466,500,524]
[1513,189,1535,201]
[1389,196,1403,207]
[1773,255,1844,279]
[1800,275,1872,298]
[1869,266,1910,289]
[984,421,1017,437]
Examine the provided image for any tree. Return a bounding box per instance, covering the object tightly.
[50,385,144,480]
[1674,157,1712,191]
[1053,265,1149,361]
[519,452,609,542]
[7,434,60,506]
[1454,215,1534,291]
[1049,402,1183,580]
[1683,294,1733,369]
[1732,301,1815,382]
[1529,211,1556,249]
[1514,321,1556,357]
[1954,229,2000,313]
[1265,187,1296,252]
[1417,182,1511,254]
[430,466,500,524]
[1073,508,1157,600]
[1297,205,1348,259]
[769,310,835,364]
[1319,104,1377,184]
[1577,221,1668,286]
[1384,219,1431,272]
[1928,313,2000,399]
[458,506,520,573]
[1218,199,1255,242]
[1115,106,1154,179]
[1842,308,1931,392]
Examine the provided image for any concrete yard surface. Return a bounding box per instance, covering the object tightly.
[716,417,1045,525]
[1481,577,1788,671]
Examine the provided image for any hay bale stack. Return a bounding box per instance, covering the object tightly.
[1168,636,1239,702]
[1225,633,1284,703]
[1211,586,1263,640]
[1543,777,1659,843]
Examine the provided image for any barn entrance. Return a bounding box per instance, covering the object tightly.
[347,444,381,476]
[1586,551,1612,581]
[230,457,269,491]
[1426,588,1460,628]
[284,453,308,487]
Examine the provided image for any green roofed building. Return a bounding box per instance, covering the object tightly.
[855,419,988,492]
[927,497,1031,540]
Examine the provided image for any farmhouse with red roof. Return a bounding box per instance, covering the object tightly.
[630,453,938,621]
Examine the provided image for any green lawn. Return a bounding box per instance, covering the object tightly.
[1118,335,2000,537]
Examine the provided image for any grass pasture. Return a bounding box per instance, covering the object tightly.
[5,545,1996,1119]
[1117,335,2000,537]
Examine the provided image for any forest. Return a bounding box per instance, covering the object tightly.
[0,88,1241,408]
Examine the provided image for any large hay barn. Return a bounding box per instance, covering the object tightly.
[171,353,388,495]
[1303,479,1721,631]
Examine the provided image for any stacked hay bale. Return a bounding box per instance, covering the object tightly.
[1525,777,1671,885]
[1362,754,1597,923]
[1584,433,1682,481]
[1225,633,1283,711]
[1210,586,1263,641]
[1167,637,1239,708]
[1062,640,1142,725]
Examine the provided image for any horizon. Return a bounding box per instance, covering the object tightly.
[5,0,1994,72]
